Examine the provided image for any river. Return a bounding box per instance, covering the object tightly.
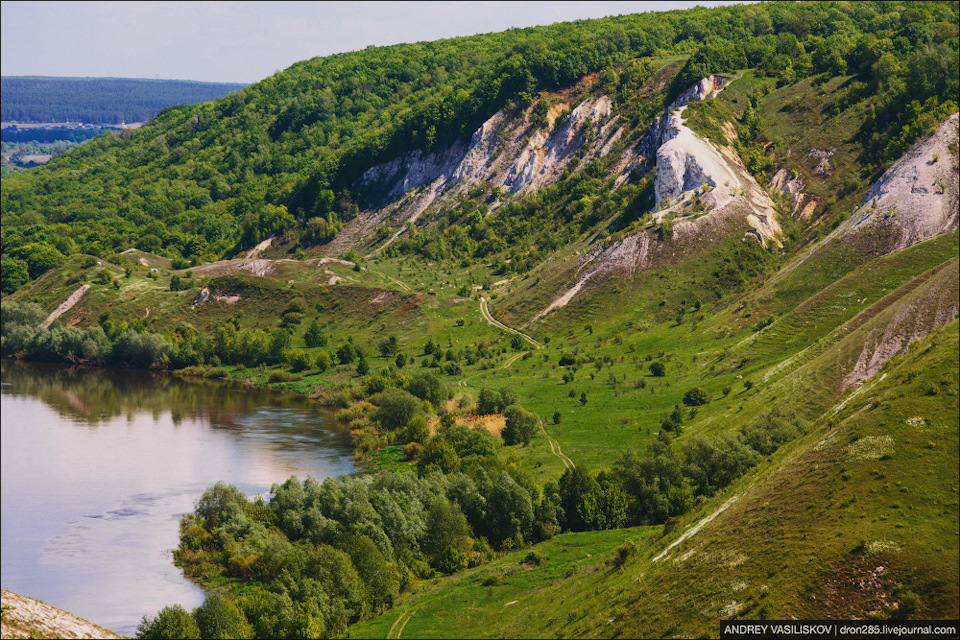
[0,360,355,637]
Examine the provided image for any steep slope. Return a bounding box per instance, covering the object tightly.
[838,112,960,255]
[330,93,624,256]
[498,74,783,326]
[350,321,959,638]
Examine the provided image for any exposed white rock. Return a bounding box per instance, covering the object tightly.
[336,95,623,255]
[771,168,807,214]
[839,112,959,253]
[653,75,741,206]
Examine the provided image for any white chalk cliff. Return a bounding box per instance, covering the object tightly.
[838,112,959,254]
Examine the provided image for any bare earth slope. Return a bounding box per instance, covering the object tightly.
[839,112,960,254]
[1,589,122,639]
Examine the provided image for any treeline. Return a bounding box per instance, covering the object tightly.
[670,3,958,167]
[1,77,247,124]
[4,2,955,292]
[1,127,107,145]
[136,401,802,639]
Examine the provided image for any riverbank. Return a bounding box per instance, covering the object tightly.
[1,589,122,639]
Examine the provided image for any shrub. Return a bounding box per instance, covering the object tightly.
[682,387,712,406]
[373,388,421,431]
[612,540,637,567]
[649,361,666,377]
[268,370,302,383]
[502,405,540,446]
[136,604,201,639]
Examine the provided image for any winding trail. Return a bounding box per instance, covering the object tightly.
[480,299,543,349]
[478,300,572,469]
[540,422,575,469]
[387,610,416,639]
[502,352,526,369]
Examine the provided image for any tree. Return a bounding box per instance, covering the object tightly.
[558,467,599,532]
[303,319,327,348]
[136,605,201,639]
[502,405,539,446]
[373,388,421,431]
[417,438,461,475]
[195,482,248,530]
[336,532,398,614]
[403,414,430,445]
[408,370,447,407]
[377,335,399,356]
[424,497,471,560]
[287,349,313,372]
[0,257,30,294]
[356,355,369,376]
[649,361,666,377]
[315,350,332,372]
[336,342,357,364]
[193,594,252,640]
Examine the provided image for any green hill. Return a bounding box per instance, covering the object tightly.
[1,1,958,638]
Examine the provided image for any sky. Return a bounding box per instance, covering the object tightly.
[1,1,747,85]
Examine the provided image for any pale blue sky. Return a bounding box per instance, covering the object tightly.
[2,1,747,84]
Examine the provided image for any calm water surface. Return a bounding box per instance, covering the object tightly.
[0,360,354,637]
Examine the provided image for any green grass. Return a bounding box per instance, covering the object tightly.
[348,321,959,638]
[347,526,657,639]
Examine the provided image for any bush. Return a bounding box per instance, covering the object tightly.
[404,415,430,445]
[268,370,302,383]
[649,361,666,377]
[373,388,421,431]
[612,540,637,567]
[193,594,252,640]
[408,370,447,406]
[682,387,712,406]
[136,604,201,639]
[502,405,540,446]
[402,442,424,461]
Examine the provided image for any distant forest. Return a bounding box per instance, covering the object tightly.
[1,77,248,124]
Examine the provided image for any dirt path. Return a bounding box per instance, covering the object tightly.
[1,589,122,639]
[43,285,90,328]
[539,422,575,470]
[379,272,412,292]
[386,609,416,639]
[651,493,741,563]
[244,234,275,259]
[480,299,543,349]
[502,352,526,369]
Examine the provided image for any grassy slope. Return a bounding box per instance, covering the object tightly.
[349,321,959,638]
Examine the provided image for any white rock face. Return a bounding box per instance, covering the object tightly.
[333,95,624,254]
[653,75,740,205]
[839,112,959,253]
[357,144,467,201]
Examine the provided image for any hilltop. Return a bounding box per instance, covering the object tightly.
[1,1,958,638]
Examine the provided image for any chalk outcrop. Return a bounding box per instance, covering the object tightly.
[838,112,959,254]
[653,76,739,204]
[529,75,787,321]
[1,589,121,639]
[333,95,624,255]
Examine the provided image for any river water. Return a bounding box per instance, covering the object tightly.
[0,360,355,637]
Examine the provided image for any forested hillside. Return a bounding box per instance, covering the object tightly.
[1,77,248,124]
[1,2,958,638]
[2,1,956,285]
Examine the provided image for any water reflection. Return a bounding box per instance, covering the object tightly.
[1,360,354,637]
